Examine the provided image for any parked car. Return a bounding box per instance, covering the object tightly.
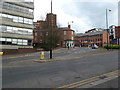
[92,44,98,49]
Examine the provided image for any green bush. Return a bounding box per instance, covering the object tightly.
[104,45,120,49]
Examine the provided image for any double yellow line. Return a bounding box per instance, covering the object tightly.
[58,70,119,88]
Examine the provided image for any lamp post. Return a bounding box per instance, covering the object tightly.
[50,0,53,59]
[106,8,111,50]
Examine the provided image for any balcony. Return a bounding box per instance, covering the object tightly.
[1,32,33,40]
[2,0,34,9]
[0,8,33,19]
[0,18,33,29]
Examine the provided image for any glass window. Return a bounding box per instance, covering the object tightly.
[7,26,12,30]
[3,3,8,9]
[23,40,27,42]
[6,38,12,42]
[24,18,29,24]
[18,39,22,42]
[18,17,23,23]
[64,31,66,35]
[12,39,17,44]
[13,27,18,33]
[7,26,13,33]
[18,42,23,45]
[29,19,33,24]
[1,26,7,32]
[2,13,7,17]
[23,42,27,45]
[0,2,3,8]
[7,14,13,19]
[28,29,33,35]
[13,16,18,22]
[0,38,6,41]
[23,28,28,34]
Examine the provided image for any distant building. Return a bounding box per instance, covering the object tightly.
[59,25,75,48]
[46,13,57,28]
[75,29,110,47]
[33,13,58,47]
[115,26,120,45]
[0,0,34,50]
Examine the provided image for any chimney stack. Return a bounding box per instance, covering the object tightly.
[68,24,71,28]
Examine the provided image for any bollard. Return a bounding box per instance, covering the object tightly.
[40,51,44,60]
[0,52,3,56]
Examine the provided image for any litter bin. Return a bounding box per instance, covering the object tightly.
[40,51,44,60]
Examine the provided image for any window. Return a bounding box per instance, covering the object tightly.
[28,29,32,35]
[2,13,7,17]
[29,19,33,24]
[7,14,13,19]
[0,38,6,41]
[18,39,23,45]
[13,27,18,33]
[12,39,17,44]
[1,26,7,32]
[71,36,73,40]
[64,31,66,35]
[24,18,29,24]
[7,26,13,33]
[23,40,27,45]
[13,16,18,22]
[72,31,73,35]
[6,38,12,42]
[18,17,23,23]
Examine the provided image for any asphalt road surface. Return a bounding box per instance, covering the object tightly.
[2,47,119,88]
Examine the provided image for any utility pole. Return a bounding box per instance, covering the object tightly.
[50,0,53,59]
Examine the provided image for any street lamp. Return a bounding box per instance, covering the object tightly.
[50,0,53,59]
[106,8,111,50]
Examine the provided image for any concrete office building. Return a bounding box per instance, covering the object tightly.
[0,0,34,50]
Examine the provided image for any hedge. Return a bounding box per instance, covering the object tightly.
[104,45,120,49]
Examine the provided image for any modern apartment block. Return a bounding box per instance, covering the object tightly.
[0,0,34,50]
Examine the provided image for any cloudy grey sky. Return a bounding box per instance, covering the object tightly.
[34,0,119,33]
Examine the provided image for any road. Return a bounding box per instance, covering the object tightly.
[2,47,119,88]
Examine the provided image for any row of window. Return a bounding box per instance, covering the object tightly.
[0,2,33,15]
[0,25,33,35]
[0,38,28,45]
[80,39,102,42]
[0,13,33,24]
[79,34,102,38]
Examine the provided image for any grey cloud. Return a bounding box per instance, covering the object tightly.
[61,2,118,29]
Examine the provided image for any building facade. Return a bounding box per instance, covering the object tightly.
[59,25,75,48]
[33,13,58,47]
[75,29,110,47]
[0,0,34,50]
[115,26,120,45]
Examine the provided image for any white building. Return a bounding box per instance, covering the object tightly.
[0,0,34,50]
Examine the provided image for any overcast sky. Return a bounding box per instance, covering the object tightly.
[34,0,119,33]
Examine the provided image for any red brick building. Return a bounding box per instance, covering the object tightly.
[33,13,75,48]
[75,29,110,47]
[115,26,120,45]
[59,25,75,48]
[33,13,57,47]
